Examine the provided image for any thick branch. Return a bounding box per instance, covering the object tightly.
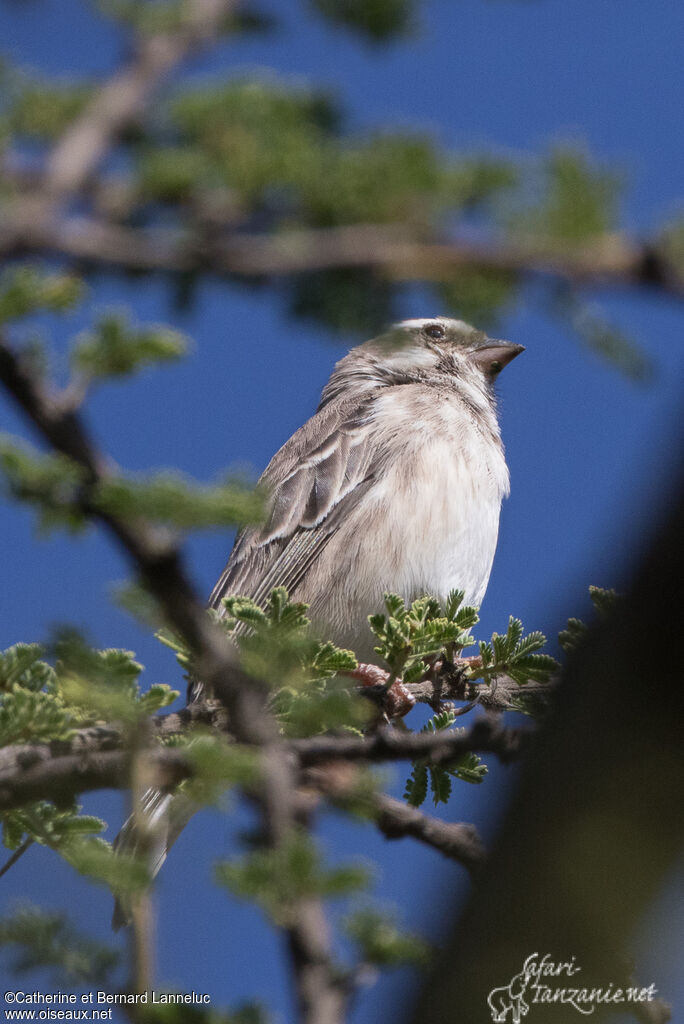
[291,718,527,767]
[1,212,681,299]
[0,717,527,813]
[374,794,486,872]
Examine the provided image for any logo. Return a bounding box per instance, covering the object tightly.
[486,953,658,1022]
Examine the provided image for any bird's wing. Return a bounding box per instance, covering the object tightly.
[209,396,377,611]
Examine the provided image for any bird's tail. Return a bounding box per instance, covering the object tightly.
[111,787,197,930]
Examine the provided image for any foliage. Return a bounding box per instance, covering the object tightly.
[344,906,430,967]
[369,590,478,683]
[136,1004,269,1024]
[71,311,187,381]
[0,905,118,984]
[511,146,620,245]
[2,802,105,853]
[94,471,264,531]
[212,589,365,736]
[216,830,371,926]
[477,616,558,686]
[0,437,88,534]
[0,265,84,324]
[310,0,416,41]
[559,585,621,652]
[403,710,487,809]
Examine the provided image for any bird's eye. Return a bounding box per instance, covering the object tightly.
[424,323,445,340]
[489,360,503,374]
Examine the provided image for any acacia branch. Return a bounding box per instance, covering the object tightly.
[0,336,351,1024]
[0,718,526,813]
[1,212,682,298]
[374,795,486,871]
[44,0,239,201]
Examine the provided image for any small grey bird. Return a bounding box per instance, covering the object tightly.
[208,315,522,658]
[112,316,523,926]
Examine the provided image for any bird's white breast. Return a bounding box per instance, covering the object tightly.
[367,388,509,609]
[303,384,509,655]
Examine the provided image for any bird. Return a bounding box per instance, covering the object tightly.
[112,316,523,927]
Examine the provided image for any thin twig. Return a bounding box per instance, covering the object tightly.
[0,837,33,879]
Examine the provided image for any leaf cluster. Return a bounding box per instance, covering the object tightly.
[403,710,487,809]
[369,590,478,683]
[477,616,558,686]
[0,438,87,534]
[0,905,118,985]
[53,630,179,724]
[559,585,620,652]
[309,0,416,42]
[0,643,71,746]
[344,905,430,968]
[216,829,370,926]
[0,266,84,324]
[94,471,264,531]
[71,310,187,381]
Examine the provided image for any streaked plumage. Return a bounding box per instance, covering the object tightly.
[207,316,521,659]
[112,316,523,927]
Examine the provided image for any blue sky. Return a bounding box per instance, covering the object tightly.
[1,1,683,1020]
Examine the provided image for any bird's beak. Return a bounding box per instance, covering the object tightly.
[471,340,525,374]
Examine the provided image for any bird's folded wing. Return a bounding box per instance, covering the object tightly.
[209,396,377,611]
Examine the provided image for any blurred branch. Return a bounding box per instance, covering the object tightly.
[0,334,349,1024]
[0,717,527,812]
[44,0,240,201]
[1,213,682,298]
[292,718,527,767]
[374,794,486,871]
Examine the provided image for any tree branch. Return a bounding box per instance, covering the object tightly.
[0,717,527,813]
[44,0,239,201]
[291,718,528,767]
[374,794,486,872]
[1,212,682,299]
[0,334,350,1024]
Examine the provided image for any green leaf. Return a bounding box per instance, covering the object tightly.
[71,311,187,380]
[0,688,74,745]
[94,471,264,530]
[0,436,87,534]
[559,617,587,652]
[2,802,105,853]
[216,831,370,926]
[369,591,477,682]
[63,837,150,893]
[512,145,621,244]
[475,616,558,686]
[310,0,415,41]
[181,734,261,805]
[403,711,487,807]
[403,761,428,808]
[0,266,84,323]
[589,585,620,614]
[0,643,55,693]
[344,906,431,967]
[0,905,118,984]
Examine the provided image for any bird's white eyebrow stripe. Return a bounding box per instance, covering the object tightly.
[398,317,474,332]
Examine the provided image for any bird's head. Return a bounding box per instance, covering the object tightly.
[319,316,524,408]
